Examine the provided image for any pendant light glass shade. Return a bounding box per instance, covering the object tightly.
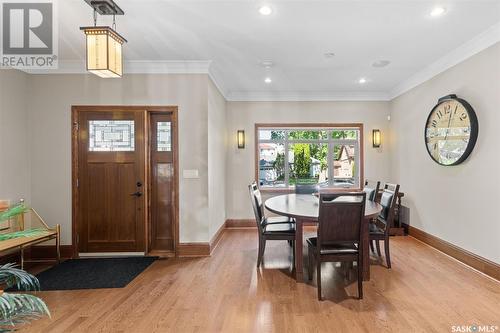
[80,26,126,78]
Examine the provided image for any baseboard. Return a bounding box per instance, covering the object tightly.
[176,217,316,258]
[177,221,227,258]
[209,221,226,253]
[177,243,211,257]
[408,225,500,281]
[226,219,255,228]
[25,245,74,260]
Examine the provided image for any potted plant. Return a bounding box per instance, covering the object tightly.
[0,263,50,332]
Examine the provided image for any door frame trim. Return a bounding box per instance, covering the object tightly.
[71,105,180,258]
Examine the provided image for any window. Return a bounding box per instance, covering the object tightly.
[157,121,172,151]
[89,120,135,152]
[256,125,362,189]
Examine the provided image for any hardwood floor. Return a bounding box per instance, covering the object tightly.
[23,229,500,332]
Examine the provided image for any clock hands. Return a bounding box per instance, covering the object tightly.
[443,105,457,141]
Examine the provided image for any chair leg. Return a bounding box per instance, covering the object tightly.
[308,247,313,281]
[288,240,293,247]
[292,240,296,269]
[375,240,382,257]
[317,259,322,301]
[357,258,363,299]
[257,238,266,267]
[384,238,391,269]
[369,240,375,253]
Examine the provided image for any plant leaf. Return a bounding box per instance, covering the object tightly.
[0,293,50,330]
[0,263,40,291]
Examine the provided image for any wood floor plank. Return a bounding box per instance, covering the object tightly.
[20,229,500,332]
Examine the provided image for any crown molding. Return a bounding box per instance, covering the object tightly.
[208,67,229,100]
[18,22,500,102]
[389,22,500,100]
[226,91,390,102]
[23,60,212,74]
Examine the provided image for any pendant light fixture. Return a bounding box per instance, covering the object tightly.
[80,0,127,78]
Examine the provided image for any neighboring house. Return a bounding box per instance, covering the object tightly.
[334,145,355,178]
[259,143,279,161]
[259,143,283,184]
[259,159,277,183]
[309,157,321,178]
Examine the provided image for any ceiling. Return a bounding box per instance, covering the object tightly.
[55,0,500,100]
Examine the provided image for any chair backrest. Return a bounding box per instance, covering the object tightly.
[248,182,265,234]
[378,183,400,234]
[317,192,366,249]
[363,179,380,201]
[295,183,318,195]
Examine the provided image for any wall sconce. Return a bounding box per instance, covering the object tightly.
[372,129,381,148]
[237,130,245,149]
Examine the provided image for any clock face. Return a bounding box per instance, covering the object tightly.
[425,97,478,166]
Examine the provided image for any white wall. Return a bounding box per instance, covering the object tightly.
[0,69,31,205]
[28,74,210,244]
[207,79,227,240]
[226,101,391,220]
[389,42,500,263]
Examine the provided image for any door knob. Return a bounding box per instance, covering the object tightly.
[130,191,143,197]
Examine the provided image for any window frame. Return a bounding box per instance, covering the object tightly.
[254,123,364,192]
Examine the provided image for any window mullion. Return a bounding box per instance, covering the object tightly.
[356,140,360,187]
[284,130,289,187]
[327,139,333,187]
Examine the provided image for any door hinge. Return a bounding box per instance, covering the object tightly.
[73,121,79,131]
[76,178,79,188]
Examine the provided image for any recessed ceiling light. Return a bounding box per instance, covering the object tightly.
[324,52,336,58]
[430,6,446,17]
[264,77,272,84]
[372,60,391,68]
[359,78,367,84]
[259,5,273,16]
[260,60,274,68]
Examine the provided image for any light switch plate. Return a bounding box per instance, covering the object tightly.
[183,169,199,179]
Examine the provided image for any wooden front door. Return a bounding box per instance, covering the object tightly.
[76,109,146,253]
[149,113,176,254]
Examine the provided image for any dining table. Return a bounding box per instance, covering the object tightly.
[265,193,383,282]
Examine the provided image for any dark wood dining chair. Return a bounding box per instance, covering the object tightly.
[369,183,400,268]
[363,179,380,201]
[250,182,295,226]
[307,192,366,300]
[249,183,296,267]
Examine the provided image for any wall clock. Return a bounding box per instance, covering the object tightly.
[425,94,478,166]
